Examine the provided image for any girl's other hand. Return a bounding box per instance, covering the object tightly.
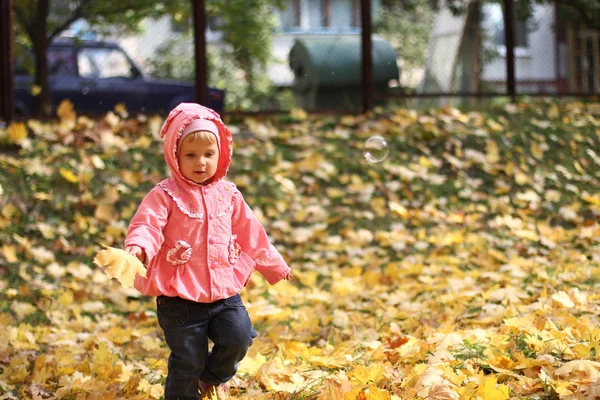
[284,272,293,281]
[124,245,146,263]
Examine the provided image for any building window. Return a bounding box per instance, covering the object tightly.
[281,0,302,30]
[483,3,529,49]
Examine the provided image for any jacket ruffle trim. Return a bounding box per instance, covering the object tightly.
[158,181,204,219]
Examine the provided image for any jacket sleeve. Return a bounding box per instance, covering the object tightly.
[231,190,290,285]
[124,186,171,264]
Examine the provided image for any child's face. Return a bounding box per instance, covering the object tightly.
[177,134,219,184]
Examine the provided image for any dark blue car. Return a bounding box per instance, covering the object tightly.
[14,39,224,116]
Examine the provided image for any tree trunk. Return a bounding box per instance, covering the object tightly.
[31,0,52,117]
[471,0,482,94]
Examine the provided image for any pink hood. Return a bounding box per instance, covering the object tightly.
[161,102,233,187]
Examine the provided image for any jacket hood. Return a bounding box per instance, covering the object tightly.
[160,103,232,187]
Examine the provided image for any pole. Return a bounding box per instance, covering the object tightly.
[0,0,14,123]
[192,0,209,107]
[503,0,516,101]
[361,0,373,113]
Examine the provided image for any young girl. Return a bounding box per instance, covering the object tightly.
[124,103,292,400]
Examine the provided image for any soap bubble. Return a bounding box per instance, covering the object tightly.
[363,135,389,163]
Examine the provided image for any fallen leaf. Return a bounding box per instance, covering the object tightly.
[93,245,146,288]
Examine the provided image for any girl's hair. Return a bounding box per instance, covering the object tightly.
[182,130,217,144]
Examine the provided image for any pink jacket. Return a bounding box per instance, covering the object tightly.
[125,103,291,302]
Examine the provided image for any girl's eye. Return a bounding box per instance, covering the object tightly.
[186,154,195,158]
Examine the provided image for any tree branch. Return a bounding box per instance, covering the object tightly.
[553,0,600,30]
[48,0,94,42]
[48,6,84,42]
[13,5,33,39]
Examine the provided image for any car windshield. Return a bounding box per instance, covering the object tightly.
[77,47,134,78]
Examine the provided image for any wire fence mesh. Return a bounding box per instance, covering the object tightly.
[2,0,599,121]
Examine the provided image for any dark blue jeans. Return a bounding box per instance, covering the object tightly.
[157,293,256,400]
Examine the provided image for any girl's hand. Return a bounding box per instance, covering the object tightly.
[284,272,293,281]
[125,245,146,263]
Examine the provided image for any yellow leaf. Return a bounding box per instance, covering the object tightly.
[348,364,385,385]
[93,245,147,288]
[2,204,19,219]
[317,378,353,400]
[2,244,18,262]
[487,119,504,132]
[238,351,267,375]
[31,84,41,96]
[553,359,600,381]
[258,358,304,393]
[477,376,509,400]
[57,99,76,122]
[551,291,575,308]
[363,385,392,400]
[583,193,600,206]
[290,108,307,120]
[419,156,432,169]
[91,341,122,380]
[90,154,105,169]
[6,122,27,144]
[137,378,164,399]
[94,203,116,223]
[530,142,544,160]
[486,140,500,164]
[121,170,143,187]
[135,135,152,149]
[515,169,530,185]
[121,375,141,398]
[36,222,55,239]
[59,168,79,183]
[389,201,409,218]
[34,192,53,201]
[459,382,478,400]
[114,103,129,118]
[10,301,37,320]
[547,104,559,119]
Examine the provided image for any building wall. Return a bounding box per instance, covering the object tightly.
[482,4,558,92]
[114,0,381,82]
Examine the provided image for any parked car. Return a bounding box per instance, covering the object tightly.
[14,39,224,116]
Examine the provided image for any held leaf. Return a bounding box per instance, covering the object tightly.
[93,245,146,288]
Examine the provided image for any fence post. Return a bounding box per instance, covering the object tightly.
[361,0,373,113]
[0,0,14,123]
[192,0,209,107]
[503,0,516,101]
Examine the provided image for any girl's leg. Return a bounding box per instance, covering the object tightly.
[200,294,256,385]
[157,296,210,400]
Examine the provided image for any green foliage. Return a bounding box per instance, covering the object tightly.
[374,1,436,90]
[443,0,600,30]
[14,0,166,41]
[148,36,294,111]
[207,0,283,70]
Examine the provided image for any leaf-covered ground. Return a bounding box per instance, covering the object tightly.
[0,100,599,399]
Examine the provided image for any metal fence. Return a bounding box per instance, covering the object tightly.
[1,0,599,122]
